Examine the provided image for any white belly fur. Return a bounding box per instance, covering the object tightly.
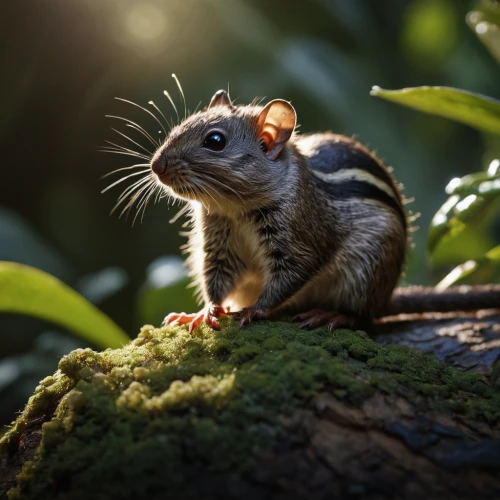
[223,221,270,311]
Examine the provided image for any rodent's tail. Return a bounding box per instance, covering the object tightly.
[387,285,500,316]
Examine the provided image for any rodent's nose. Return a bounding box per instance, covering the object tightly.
[151,155,167,176]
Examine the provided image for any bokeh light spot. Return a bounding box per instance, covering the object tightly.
[487,159,500,176]
[123,3,168,44]
[401,0,458,69]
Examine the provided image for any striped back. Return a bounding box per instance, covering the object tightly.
[298,134,406,229]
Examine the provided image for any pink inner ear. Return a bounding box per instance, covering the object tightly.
[260,130,274,148]
[256,100,296,159]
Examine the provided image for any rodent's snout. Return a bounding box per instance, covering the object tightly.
[151,152,167,176]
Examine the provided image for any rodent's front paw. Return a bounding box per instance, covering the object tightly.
[163,305,228,335]
[230,306,268,327]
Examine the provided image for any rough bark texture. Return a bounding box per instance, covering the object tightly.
[377,310,500,375]
[1,311,499,500]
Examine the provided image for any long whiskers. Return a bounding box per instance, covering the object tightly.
[102,140,151,161]
[172,73,187,120]
[114,176,151,207]
[111,128,153,156]
[136,178,167,225]
[101,169,150,193]
[169,202,191,224]
[102,76,193,224]
[198,173,246,205]
[117,176,154,217]
[163,89,180,125]
[115,97,168,138]
[106,115,159,148]
[109,176,151,216]
[100,147,150,162]
[101,163,150,179]
[132,181,158,225]
[198,172,265,218]
[148,100,174,131]
[192,178,221,210]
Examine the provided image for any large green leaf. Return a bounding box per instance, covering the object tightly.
[370,86,500,135]
[0,262,129,349]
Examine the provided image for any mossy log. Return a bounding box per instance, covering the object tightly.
[1,312,500,500]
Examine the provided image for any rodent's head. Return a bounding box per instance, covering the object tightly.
[151,90,297,212]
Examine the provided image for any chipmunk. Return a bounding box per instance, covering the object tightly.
[147,89,500,334]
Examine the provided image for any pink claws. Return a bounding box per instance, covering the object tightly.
[163,305,228,335]
[293,309,360,330]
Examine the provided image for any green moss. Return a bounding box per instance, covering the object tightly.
[262,336,285,350]
[1,320,499,499]
[492,361,500,390]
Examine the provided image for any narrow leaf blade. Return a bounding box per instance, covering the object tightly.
[371,86,500,135]
[0,262,130,349]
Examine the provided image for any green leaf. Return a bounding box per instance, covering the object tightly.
[436,245,500,289]
[428,194,490,256]
[445,171,500,198]
[428,170,500,258]
[0,262,130,349]
[370,86,500,135]
[444,171,500,197]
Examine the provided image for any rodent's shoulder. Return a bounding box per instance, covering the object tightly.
[294,133,382,175]
[295,133,406,227]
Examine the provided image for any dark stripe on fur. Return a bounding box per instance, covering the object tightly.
[308,141,400,199]
[314,177,407,228]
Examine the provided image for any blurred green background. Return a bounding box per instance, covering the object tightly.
[1,0,499,426]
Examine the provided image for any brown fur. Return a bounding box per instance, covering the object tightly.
[151,91,498,327]
[151,91,408,325]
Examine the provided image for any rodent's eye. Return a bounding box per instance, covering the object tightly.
[203,132,226,151]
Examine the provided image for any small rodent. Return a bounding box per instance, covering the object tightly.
[148,89,500,333]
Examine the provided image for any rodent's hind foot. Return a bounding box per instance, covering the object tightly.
[293,309,361,330]
[230,306,268,328]
[163,305,228,335]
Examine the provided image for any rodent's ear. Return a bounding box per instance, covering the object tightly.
[256,100,296,160]
[209,90,232,108]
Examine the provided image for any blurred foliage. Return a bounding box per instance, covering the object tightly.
[374,0,500,287]
[401,0,458,69]
[0,262,129,349]
[436,244,500,289]
[1,0,500,426]
[468,0,500,62]
[136,256,198,327]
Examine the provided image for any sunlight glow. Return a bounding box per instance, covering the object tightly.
[445,177,461,194]
[455,195,477,212]
[436,260,476,291]
[432,213,447,225]
[479,179,500,193]
[487,159,500,176]
[123,3,168,44]
[476,22,488,35]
